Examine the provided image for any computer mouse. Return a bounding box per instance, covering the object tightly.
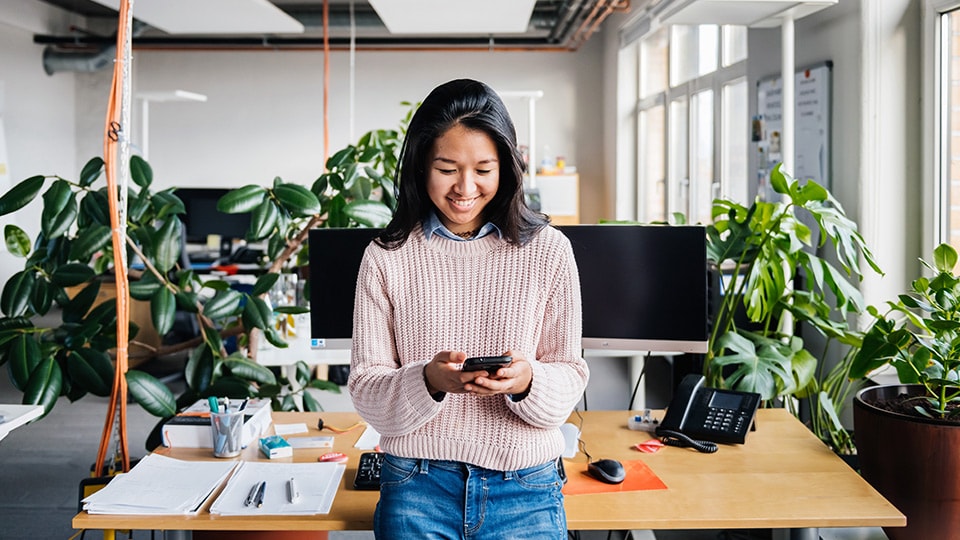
[587,458,625,484]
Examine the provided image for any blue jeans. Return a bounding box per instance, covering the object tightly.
[373,454,566,539]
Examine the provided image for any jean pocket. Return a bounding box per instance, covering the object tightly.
[380,454,420,487]
[513,460,561,490]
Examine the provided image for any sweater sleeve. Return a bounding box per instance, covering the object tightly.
[505,235,589,428]
[347,246,443,437]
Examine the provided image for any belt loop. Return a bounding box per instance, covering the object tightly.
[418,458,430,474]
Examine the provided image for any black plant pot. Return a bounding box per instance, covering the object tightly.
[854,384,960,540]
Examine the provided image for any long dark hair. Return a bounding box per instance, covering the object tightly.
[377,79,548,249]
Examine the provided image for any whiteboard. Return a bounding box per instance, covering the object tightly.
[755,61,832,200]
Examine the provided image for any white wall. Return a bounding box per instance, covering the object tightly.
[67,40,610,223]
[0,2,79,284]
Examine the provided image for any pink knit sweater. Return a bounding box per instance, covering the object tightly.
[348,224,589,471]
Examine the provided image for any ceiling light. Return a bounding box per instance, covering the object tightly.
[89,0,304,34]
[368,0,536,34]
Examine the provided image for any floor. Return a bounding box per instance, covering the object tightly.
[0,356,890,540]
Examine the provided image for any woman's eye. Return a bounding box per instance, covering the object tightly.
[436,168,456,175]
[476,169,492,175]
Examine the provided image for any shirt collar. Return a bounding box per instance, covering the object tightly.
[423,210,502,242]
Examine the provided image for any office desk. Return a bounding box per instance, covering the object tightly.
[72,409,904,535]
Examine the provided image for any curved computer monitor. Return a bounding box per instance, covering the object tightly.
[308,228,383,350]
[556,224,709,354]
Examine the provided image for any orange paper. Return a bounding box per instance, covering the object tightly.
[561,459,667,495]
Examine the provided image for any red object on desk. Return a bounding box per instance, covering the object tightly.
[561,459,667,495]
[211,264,239,275]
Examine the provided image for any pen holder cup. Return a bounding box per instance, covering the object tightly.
[210,410,244,458]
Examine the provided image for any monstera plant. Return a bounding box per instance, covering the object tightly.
[704,164,883,454]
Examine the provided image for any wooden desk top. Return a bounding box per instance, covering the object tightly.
[73,409,905,532]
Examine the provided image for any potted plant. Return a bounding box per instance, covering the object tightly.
[703,164,882,455]
[0,106,409,451]
[849,242,960,539]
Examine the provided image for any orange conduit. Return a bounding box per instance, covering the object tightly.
[95,0,133,476]
[323,0,330,166]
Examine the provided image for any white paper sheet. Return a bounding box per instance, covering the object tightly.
[81,454,238,515]
[209,460,346,516]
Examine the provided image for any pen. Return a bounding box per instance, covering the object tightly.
[244,482,260,507]
[287,477,300,503]
[254,480,267,508]
[207,396,220,414]
[239,398,249,411]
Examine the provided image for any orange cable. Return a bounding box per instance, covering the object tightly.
[323,0,330,166]
[95,0,132,476]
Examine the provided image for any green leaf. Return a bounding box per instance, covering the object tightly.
[68,347,114,397]
[9,334,42,390]
[126,369,177,418]
[273,184,321,217]
[130,155,153,188]
[129,272,163,301]
[274,306,309,314]
[769,163,789,195]
[23,357,62,415]
[252,273,280,297]
[202,290,242,320]
[153,218,182,273]
[222,354,277,385]
[51,263,96,287]
[40,180,78,239]
[185,344,215,394]
[933,243,958,274]
[0,175,45,216]
[242,297,267,331]
[302,390,322,412]
[78,157,105,187]
[216,185,266,214]
[1,270,36,317]
[248,199,280,241]
[151,287,176,337]
[31,278,53,315]
[68,224,112,262]
[62,280,100,323]
[344,199,393,227]
[308,379,342,393]
[4,225,31,257]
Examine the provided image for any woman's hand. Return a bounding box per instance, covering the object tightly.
[464,349,532,397]
[423,350,532,397]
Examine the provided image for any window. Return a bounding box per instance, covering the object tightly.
[941,7,960,251]
[627,23,748,224]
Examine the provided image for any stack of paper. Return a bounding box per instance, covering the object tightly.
[81,454,238,515]
[209,461,345,516]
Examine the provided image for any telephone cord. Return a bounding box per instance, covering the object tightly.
[657,429,718,454]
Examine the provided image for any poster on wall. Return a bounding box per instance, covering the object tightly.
[755,61,832,201]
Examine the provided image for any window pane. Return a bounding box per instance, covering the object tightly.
[722,25,747,66]
[640,28,669,99]
[698,25,719,76]
[948,10,960,251]
[669,97,689,218]
[691,90,714,225]
[722,78,748,204]
[639,105,666,222]
[671,25,718,86]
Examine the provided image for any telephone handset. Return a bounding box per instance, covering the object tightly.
[655,374,761,453]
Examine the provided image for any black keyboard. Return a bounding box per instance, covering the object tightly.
[353,451,384,490]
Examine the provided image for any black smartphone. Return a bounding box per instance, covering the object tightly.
[462,355,513,375]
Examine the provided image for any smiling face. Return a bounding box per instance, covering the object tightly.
[426,124,500,235]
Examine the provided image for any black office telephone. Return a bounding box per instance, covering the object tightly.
[655,374,761,453]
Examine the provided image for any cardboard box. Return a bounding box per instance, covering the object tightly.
[161,398,272,448]
[258,435,293,459]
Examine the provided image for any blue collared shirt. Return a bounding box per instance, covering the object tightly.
[423,210,502,242]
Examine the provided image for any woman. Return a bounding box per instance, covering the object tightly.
[349,78,589,539]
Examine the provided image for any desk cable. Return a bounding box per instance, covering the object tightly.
[655,428,718,454]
